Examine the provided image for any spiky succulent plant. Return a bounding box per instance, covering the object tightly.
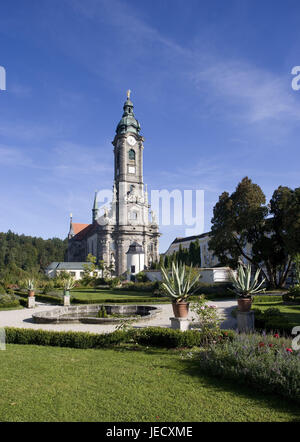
[63,275,76,291]
[160,261,201,303]
[230,264,265,298]
[26,279,35,291]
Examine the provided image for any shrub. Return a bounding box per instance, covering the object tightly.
[283,285,300,303]
[253,307,297,335]
[18,297,28,307]
[135,271,149,282]
[5,327,129,349]
[18,290,61,304]
[98,305,108,318]
[108,277,122,289]
[4,327,234,350]
[194,333,300,404]
[263,307,282,317]
[0,293,20,309]
[42,281,55,295]
[133,328,234,348]
[191,295,221,344]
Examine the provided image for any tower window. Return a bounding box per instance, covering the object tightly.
[129,211,137,220]
[129,149,135,160]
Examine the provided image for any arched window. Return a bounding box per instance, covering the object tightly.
[129,149,135,161]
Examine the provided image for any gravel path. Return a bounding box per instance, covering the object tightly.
[0,300,237,334]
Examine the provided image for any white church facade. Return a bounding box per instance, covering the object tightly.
[67,92,160,276]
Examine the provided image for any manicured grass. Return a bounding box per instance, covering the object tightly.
[252,301,300,325]
[72,289,155,299]
[70,288,169,304]
[0,344,299,422]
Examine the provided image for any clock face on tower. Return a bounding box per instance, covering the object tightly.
[127,135,136,146]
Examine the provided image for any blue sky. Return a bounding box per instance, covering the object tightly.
[0,0,300,252]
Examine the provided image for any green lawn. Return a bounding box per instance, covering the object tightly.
[72,288,155,299]
[0,344,299,422]
[70,288,169,303]
[252,301,300,325]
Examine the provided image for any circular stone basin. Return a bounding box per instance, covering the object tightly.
[32,304,162,324]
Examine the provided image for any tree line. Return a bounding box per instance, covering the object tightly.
[150,239,201,270]
[0,230,68,283]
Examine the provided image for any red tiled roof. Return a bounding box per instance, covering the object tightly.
[71,223,97,240]
[72,223,90,235]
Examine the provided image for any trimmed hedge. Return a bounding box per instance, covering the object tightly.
[4,327,235,349]
[252,307,297,335]
[0,300,20,309]
[253,295,283,304]
[5,327,128,349]
[16,290,61,304]
[134,328,234,347]
[18,297,28,307]
[0,293,21,309]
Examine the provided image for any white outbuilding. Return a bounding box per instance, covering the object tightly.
[126,242,145,279]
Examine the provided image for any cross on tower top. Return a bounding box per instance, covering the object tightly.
[127,89,131,99]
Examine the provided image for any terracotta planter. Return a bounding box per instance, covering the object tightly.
[237,298,252,312]
[172,302,189,318]
[28,290,35,298]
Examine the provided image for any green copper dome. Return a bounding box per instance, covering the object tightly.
[116,93,141,135]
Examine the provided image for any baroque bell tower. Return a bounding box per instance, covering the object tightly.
[67,91,160,276]
[110,90,160,275]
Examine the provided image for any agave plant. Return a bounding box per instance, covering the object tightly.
[63,275,76,291]
[26,278,35,291]
[160,261,201,303]
[230,264,265,298]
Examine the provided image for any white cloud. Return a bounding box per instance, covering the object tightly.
[191,59,300,124]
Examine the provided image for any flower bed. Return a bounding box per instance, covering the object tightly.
[194,333,300,404]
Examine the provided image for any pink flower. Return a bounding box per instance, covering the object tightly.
[286,348,293,353]
[273,333,279,338]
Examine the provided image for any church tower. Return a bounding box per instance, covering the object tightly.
[110,90,160,275]
[67,91,160,276]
